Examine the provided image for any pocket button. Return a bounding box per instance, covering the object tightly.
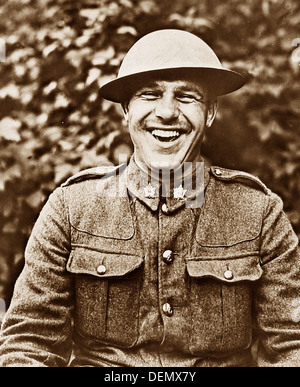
[162,203,169,213]
[97,265,107,275]
[162,250,173,264]
[163,303,173,317]
[224,269,234,280]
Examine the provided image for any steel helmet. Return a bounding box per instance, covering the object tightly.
[99,29,246,103]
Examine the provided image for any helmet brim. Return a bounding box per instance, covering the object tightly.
[99,67,246,103]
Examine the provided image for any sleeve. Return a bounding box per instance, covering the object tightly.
[255,191,300,366]
[0,187,74,367]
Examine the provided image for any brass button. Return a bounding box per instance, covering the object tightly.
[162,250,173,264]
[162,203,169,213]
[215,168,222,176]
[224,269,233,280]
[96,265,106,275]
[162,303,173,317]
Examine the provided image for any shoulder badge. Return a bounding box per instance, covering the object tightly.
[61,163,125,187]
[210,166,270,195]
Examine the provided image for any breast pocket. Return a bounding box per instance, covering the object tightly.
[186,255,262,355]
[67,247,144,347]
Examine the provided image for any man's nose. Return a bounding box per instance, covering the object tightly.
[154,96,179,122]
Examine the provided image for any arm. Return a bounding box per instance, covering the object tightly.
[0,187,73,367]
[255,192,300,366]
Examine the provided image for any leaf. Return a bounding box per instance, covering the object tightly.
[0,164,22,191]
[43,126,63,143]
[86,68,101,86]
[91,46,115,66]
[2,219,18,234]
[43,81,58,95]
[42,42,59,57]
[0,84,20,99]
[54,93,70,109]
[54,163,78,185]
[25,190,45,209]
[138,0,159,14]
[79,8,102,21]
[117,26,138,36]
[0,117,22,142]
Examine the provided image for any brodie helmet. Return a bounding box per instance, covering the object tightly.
[99,29,246,103]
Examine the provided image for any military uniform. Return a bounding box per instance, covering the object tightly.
[1,158,300,367]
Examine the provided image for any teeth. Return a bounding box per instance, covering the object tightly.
[151,129,180,138]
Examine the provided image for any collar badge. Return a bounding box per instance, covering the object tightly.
[144,183,157,199]
[174,184,187,199]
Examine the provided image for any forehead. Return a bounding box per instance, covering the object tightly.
[133,77,207,93]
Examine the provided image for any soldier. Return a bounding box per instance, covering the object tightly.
[0,29,300,367]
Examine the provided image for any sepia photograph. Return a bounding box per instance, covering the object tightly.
[0,0,300,369]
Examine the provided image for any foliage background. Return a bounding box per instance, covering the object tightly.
[0,0,299,306]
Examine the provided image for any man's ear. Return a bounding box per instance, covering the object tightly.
[121,103,129,122]
[206,100,218,128]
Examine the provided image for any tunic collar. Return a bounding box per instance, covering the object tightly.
[125,157,210,212]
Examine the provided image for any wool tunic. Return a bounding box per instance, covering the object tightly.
[1,158,300,367]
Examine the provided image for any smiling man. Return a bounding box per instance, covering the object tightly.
[1,29,300,367]
[123,77,217,170]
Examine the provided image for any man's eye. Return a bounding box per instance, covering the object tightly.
[177,94,198,103]
[139,91,159,100]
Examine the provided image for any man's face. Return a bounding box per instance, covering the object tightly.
[124,78,217,170]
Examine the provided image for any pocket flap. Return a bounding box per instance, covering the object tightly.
[67,247,144,278]
[195,179,265,247]
[186,256,262,283]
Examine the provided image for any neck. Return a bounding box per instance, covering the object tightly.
[133,154,204,191]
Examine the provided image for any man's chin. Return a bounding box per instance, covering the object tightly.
[148,159,183,171]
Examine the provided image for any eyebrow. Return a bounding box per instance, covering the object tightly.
[137,81,205,96]
[175,84,205,97]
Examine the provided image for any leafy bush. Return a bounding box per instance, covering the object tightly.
[0,0,299,304]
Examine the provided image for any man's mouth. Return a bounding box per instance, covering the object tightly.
[150,129,182,142]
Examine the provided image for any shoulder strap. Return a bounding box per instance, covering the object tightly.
[210,166,270,195]
[61,164,125,187]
